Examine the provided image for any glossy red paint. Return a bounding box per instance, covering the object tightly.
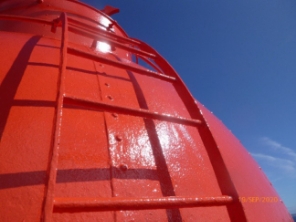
[0,0,293,221]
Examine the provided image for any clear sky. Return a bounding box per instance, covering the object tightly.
[84,0,296,214]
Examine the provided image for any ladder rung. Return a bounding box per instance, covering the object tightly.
[0,14,52,25]
[54,196,233,211]
[68,17,141,46]
[67,47,175,82]
[136,54,163,73]
[69,26,156,59]
[63,95,202,127]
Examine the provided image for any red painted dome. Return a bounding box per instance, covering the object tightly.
[0,0,293,221]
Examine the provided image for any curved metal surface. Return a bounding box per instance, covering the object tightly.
[0,0,293,221]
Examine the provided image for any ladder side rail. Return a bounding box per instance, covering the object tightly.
[42,12,68,222]
[132,38,248,222]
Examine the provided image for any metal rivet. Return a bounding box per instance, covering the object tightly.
[112,113,118,118]
[115,135,122,141]
[107,95,113,100]
[120,164,128,171]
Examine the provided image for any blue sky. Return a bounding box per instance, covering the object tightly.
[84,0,296,214]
